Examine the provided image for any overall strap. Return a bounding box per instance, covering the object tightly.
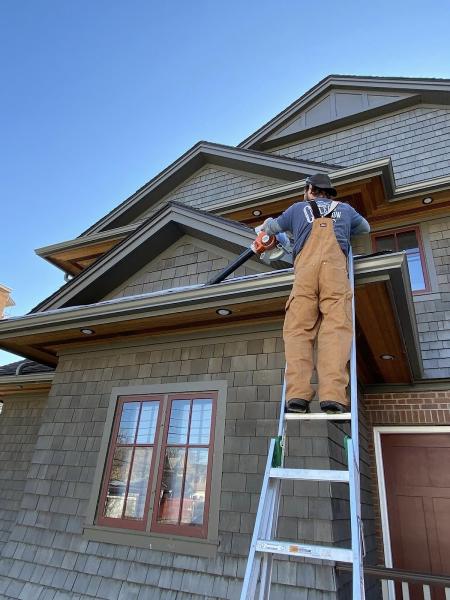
[308,200,322,219]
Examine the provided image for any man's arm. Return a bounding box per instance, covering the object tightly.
[350,209,370,235]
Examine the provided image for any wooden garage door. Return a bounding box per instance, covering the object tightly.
[382,433,450,599]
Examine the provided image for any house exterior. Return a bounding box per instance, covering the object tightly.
[0,285,14,320]
[0,74,449,600]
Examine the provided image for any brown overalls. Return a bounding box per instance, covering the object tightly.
[283,200,353,406]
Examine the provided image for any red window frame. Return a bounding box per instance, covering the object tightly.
[371,225,431,294]
[96,391,217,539]
[151,392,217,539]
[97,395,163,531]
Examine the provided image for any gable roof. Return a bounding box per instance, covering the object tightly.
[31,201,284,313]
[239,74,450,150]
[81,141,340,236]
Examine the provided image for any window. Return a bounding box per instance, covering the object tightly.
[95,388,219,541]
[372,226,430,293]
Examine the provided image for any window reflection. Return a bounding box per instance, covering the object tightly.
[167,399,190,444]
[117,403,139,444]
[181,448,208,525]
[125,447,153,519]
[136,402,159,444]
[157,397,212,529]
[157,448,186,524]
[104,447,132,518]
[374,229,427,292]
[189,399,212,445]
[102,399,159,521]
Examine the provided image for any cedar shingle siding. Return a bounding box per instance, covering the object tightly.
[0,332,372,599]
[415,217,450,378]
[271,106,450,185]
[103,236,265,301]
[135,165,288,222]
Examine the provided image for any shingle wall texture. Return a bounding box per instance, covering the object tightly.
[270,105,450,186]
[0,329,363,600]
[135,165,288,222]
[414,217,450,378]
[103,236,265,301]
[0,396,46,546]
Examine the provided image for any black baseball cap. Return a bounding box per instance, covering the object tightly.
[305,173,337,197]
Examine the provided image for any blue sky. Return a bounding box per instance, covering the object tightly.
[1,0,450,365]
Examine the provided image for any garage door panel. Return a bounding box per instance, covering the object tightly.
[381,432,450,582]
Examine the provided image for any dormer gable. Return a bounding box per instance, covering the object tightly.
[240,75,450,150]
[31,202,285,313]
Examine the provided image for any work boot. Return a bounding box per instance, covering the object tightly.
[320,401,347,414]
[286,399,310,414]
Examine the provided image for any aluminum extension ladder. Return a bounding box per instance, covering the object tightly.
[240,249,365,600]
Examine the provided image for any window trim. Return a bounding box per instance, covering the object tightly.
[84,381,227,556]
[371,225,431,294]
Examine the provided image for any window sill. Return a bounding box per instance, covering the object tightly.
[83,524,219,558]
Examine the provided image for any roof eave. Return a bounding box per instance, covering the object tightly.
[0,254,423,381]
[81,142,337,236]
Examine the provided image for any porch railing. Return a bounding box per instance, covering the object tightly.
[336,564,450,599]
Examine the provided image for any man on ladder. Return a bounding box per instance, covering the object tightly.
[240,174,371,600]
[259,173,370,414]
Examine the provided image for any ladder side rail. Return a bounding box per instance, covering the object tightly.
[258,475,284,600]
[348,246,365,599]
[348,438,365,600]
[240,438,277,600]
[348,247,359,463]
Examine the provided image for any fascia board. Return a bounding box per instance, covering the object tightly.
[0,372,54,386]
[35,223,136,257]
[201,145,332,177]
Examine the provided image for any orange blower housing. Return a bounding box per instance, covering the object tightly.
[251,231,278,255]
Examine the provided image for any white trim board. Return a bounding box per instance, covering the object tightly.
[373,426,450,600]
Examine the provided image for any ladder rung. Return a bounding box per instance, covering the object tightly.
[270,467,349,482]
[285,412,351,421]
[255,539,353,562]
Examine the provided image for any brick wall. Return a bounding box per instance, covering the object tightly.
[0,329,348,600]
[0,396,46,546]
[270,106,450,186]
[363,389,450,564]
[104,236,264,300]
